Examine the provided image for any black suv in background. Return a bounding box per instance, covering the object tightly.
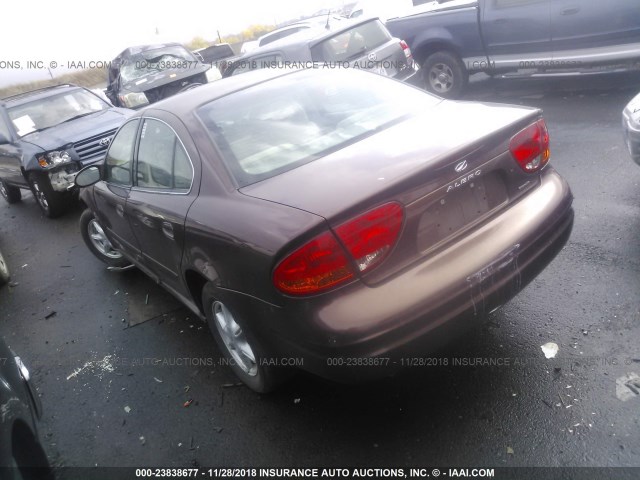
[0,85,132,217]
[224,17,421,86]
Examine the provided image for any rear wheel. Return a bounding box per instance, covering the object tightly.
[27,173,68,218]
[203,282,292,393]
[80,209,131,268]
[0,180,22,204]
[423,51,468,99]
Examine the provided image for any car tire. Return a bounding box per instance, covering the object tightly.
[27,173,68,218]
[80,209,131,268]
[423,51,468,99]
[0,250,9,286]
[0,180,22,204]
[202,282,292,393]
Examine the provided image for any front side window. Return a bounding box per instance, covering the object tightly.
[104,120,139,186]
[136,119,193,192]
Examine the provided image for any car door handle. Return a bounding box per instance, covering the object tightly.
[161,221,175,240]
[116,204,124,218]
[561,7,580,15]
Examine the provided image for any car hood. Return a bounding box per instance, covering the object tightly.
[240,100,538,219]
[21,108,131,152]
[120,65,210,93]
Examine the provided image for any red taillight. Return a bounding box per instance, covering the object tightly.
[334,203,404,273]
[509,119,550,173]
[400,40,413,60]
[273,231,354,296]
[273,203,404,296]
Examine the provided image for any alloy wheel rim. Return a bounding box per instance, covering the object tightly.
[31,182,49,210]
[212,301,257,377]
[88,219,123,259]
[429,63,454,93]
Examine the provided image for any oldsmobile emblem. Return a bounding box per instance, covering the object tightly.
[454,160,468,173]
[368,52,378,62]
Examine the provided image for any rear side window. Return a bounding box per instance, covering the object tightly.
[136,119,193,192]
[310,20,391,62]
[104,119,139,186]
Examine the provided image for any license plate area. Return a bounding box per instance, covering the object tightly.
[417,172,508,252]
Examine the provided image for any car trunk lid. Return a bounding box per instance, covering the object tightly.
[241,100,544,283]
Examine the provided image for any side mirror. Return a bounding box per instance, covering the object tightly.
[75,165,101,188]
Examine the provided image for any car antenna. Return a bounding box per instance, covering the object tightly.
[325,11,331,29]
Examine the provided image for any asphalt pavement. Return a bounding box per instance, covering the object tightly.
[0,71,639,476]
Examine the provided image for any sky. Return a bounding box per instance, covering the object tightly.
[0,0,348,87]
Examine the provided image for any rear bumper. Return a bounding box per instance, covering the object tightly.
[224,168,573,382]
[396,62,422,87]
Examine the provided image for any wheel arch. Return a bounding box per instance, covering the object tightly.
[184,269,211,316]
[412,40,464,68]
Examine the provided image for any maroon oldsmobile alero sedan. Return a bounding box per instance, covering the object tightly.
[75,68,574,392]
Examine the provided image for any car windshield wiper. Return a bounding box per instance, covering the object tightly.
[59,111,98,124]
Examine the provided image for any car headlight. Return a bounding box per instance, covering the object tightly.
[37,150,72,168]
[119,91,149,109]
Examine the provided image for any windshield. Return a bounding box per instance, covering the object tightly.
[7,89,109,137]
[197,69,440,187]
[120,46,199,83]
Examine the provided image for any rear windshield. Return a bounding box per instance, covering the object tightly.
[310,20,391,63]
[197,69,440,187]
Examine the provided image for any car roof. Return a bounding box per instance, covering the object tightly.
[115,42,191,59]
[245,17,380,57]
[0,84,83,107]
